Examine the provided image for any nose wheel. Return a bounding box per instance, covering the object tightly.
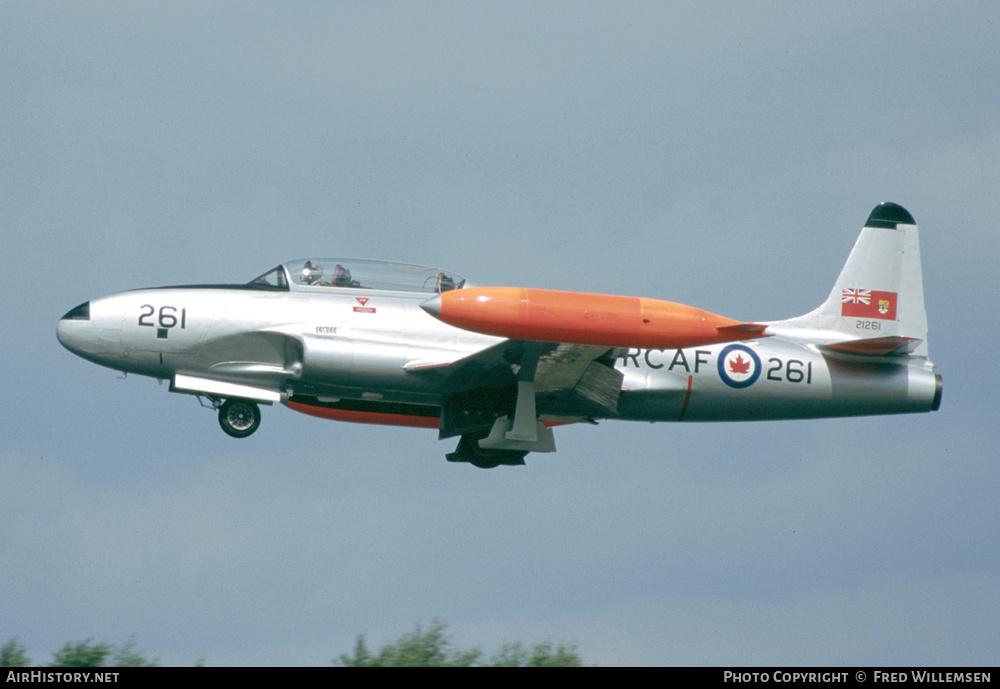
[218,399,261,438]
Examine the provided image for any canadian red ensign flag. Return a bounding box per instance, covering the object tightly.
[841,288,897,320]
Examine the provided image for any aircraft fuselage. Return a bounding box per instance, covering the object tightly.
[58,282,941,428]
[57,205,943,466]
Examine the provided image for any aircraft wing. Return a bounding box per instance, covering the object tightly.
[531,342,623,411]
[405,339,623,437]
[416,286,766,435]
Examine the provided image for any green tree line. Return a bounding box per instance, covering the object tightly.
[4,622,583,667]
[1,637,157,667]
[336,620,583,667]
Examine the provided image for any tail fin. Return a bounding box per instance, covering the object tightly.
[769,202,930,358]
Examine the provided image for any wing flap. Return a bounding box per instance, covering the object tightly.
[533,343,623,415]
[532,343,609,391]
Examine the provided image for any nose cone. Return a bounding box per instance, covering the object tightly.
[57,301,91,355]
[57,299,122,366]
[420,294,442,319]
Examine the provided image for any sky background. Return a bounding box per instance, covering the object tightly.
[2,1,997,666]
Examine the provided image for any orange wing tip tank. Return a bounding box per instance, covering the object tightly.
[421,287,767,349]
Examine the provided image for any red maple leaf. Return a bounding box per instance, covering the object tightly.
[728,354,751,375]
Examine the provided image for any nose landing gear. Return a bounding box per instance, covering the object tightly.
[218,398,262,438]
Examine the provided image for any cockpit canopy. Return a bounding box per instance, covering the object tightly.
[249,258,466,294]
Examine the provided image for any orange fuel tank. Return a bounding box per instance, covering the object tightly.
[421,287,765,349]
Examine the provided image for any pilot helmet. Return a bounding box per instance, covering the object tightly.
[301,260,324,285]
[331,264,353,287]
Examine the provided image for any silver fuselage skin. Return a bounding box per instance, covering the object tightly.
[57,282,941,425]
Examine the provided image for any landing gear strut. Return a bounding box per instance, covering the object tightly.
[218,398,261,438]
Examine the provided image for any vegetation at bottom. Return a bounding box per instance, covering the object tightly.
[336,620,583,667]
[3,621,583,667]
[2,637,157,667]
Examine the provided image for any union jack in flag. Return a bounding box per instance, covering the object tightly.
[842,288,871,305]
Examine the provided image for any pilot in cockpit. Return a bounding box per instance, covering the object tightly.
[301,260,324,285]
[437,273,456,293]
[301,261,360,287]
[331,264,358,287]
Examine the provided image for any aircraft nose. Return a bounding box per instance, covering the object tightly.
[57,299,121,364]
[57,301,91,354]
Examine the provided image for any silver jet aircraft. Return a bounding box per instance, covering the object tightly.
[58,203,942,467]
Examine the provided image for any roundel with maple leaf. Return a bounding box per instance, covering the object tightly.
[717,344,762,389]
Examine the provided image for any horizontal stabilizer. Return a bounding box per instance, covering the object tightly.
[820,336,922,356]
[716,322,768,339]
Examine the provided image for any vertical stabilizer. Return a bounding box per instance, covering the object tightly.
[769,203,930,358]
